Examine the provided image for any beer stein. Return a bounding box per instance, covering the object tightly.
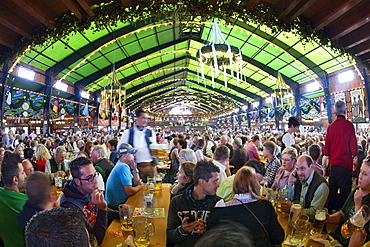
[133,216,155,247]
[266,189,277,207]
[54,176,63,196]
[288,202,302,227]
[118,204,133,231]
[341,205,370,239]
[276,190,289,216]
[310,207,327,235]
[290,214,310,246]
[147,176,156,194]
[155,174,162,191]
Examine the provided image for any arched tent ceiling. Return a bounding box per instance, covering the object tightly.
[1,0,368,116]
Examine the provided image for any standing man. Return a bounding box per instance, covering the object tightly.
[118,109,156,182]
[281,155,329,219]
[0,153,27,247]
[90,145,113,183]
[229,137,249,174]
[105,143,144,207]
[282,116,300,150]
[167,160,220,247]
[60,157,108,245]
[324,100,358,213]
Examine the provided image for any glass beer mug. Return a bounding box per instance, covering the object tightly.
[118,204,133,231]
[310,207,328,235]
[147,176,156,194]
[341,205,370,239]
[133,216,155,247]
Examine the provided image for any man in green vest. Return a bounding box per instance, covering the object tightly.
[91,145,113,183]
[281,155,329,219]
[0,153,27,247]
[45,146,68,180]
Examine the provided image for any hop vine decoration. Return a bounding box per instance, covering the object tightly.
[0,0,365,68]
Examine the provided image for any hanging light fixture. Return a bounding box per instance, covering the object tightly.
[101,69,126,110]
[196,22,243,88]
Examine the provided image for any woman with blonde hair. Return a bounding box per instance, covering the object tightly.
[208,166,284,247]
[35,144,51,172]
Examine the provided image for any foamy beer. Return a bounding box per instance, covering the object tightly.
[341,205,370,239]
[311,207,327,235]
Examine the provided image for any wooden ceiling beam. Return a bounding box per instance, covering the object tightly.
[360,52,370,61]
[279,0,301,20]
[351,40,370,56]
[10,0,55,29]
[288,0,317,22]
[60,0,83,20]
[0,5,33,39]
[121,0,133,7]
[327,2,370,40]
[247,0,261,11]
[0,25,19,48]
[342,23,370,49]
[311,0,363,31]
[76,0,95,17]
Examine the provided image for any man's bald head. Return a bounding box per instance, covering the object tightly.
[22,160,34,176]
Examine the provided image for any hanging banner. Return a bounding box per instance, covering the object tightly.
[350,89,365,122]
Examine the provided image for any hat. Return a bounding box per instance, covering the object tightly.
[118,143,137,155]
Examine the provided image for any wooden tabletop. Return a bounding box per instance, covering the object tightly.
[99,184,171,247]
[277,212,340,247]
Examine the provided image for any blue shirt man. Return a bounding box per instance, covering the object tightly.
[105,143,144,206]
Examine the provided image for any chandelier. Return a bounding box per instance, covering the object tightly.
[196,22,243,88]
[101,70,126,109]
[272,72,293,107]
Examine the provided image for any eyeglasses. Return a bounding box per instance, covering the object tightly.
[78,172,98,182]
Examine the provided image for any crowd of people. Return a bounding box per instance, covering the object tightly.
[0,101,370,246]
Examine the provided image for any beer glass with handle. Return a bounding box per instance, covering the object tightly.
[310,207,328,235]
[341,205,370,239]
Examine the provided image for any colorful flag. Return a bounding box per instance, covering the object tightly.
[53,100,58,113]
[6,91,12,105]
[82,102,88,116]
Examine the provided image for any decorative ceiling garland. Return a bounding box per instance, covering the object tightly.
[1,0,367,70]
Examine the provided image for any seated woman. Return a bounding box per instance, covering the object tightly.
[208,166,284,247]
[327,158,370,246]
[170,162,195,198]
[271,147,297,190]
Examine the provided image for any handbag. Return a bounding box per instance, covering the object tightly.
[235,198,269,238]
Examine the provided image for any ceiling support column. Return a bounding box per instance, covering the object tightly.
[0,63,11,127]
[108,103,112,131]
[93,92,100,131]
[359,67,370,119]
[292,84,301,122]
[74,87,81,133]
[258,98,263,125]
[247,102,251,129]
[273,97,279,131]
[43,70,53,136]
[321,72,332,124]
[118,104,122,131]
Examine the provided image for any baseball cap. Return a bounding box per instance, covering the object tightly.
[118,143,137,155]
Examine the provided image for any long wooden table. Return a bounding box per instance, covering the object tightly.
[99,184,171,247]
